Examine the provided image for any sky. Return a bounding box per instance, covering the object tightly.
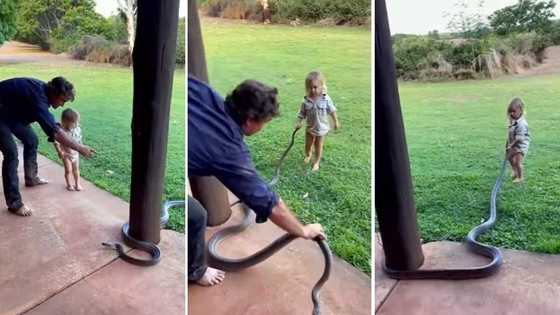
[95,0,186,18]
[386,0,560,35]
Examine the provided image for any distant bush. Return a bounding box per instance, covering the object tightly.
[49,8,114,53]
[393,31,554,81]
[70,35,131,66]
[200,0,370,25]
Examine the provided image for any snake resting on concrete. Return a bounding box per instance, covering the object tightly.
[103,200,185,267]
[382,155,507,280]
[207,127,333,315]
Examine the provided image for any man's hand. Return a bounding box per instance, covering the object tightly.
[302,223,326,240]
[78,145,96,158]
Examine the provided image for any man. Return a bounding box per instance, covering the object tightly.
[188,76,326,286]
[0,77,95,216]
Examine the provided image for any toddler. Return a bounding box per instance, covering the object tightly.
[506,97,530,183]
[295,71,339,171]
[54,108,84,191]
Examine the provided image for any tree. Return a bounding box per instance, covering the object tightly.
[489,0,556,35]
[117,0,137,55]
[15,0,99,50]
[445,0,491,39]
[0,0,17,45]
[50,5,112,52]
[428,30,440,40]
[260,0,271,23]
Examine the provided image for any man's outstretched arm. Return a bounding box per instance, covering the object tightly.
[53,129,95,158]
[268,198,326,240]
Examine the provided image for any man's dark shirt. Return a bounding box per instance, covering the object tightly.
[188,76,278,223]
[0,78,58,138]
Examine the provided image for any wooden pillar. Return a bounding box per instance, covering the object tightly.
[188,0,208,82]
[375,0,425,270]
[128,0,180,243]
[187,0,231,226]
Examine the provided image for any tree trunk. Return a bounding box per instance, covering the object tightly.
[260,0,271,24]
[118,0,137,55]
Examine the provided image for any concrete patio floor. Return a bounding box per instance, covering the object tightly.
[188,202,372,315]
[376,237,560,314]
[0,150,184,315]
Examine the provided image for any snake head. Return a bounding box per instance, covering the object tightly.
[102,242,118,250]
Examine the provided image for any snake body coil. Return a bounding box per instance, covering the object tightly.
[103,200,185,267]
[382,156,507,279]
[207,128,332,314]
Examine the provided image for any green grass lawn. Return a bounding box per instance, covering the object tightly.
[0,63,185,232]
[201,19,372,274]
[400,74,560,253]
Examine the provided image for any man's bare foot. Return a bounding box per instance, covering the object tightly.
[303,156,311,164]
[196,267,225,286]
[66,185,75,191]
[312,163,320,171]
[25,177,49,187]
[75,184,83,191]
[8,204,32,216]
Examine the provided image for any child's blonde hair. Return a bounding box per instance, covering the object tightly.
[61,108,80,129]
[305,71,327,96]
[507,97,524,116]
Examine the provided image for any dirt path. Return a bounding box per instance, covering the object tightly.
[518,45,560,77]
[0,41,75,64]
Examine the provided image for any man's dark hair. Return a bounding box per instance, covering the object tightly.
[47,76,75,102]
[225,80,280,125]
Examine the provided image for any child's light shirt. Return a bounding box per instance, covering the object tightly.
[508,116,530,155]
[61,126,82,162]
[297,94,336,136]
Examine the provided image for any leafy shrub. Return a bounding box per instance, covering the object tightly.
[201,0,370,25]
[70,35,131,66]
[50,7,113,53]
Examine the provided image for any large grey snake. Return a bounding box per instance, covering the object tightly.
[382,155,507,279]
[207,127,333,315]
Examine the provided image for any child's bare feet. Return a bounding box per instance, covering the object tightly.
[304,156,311,164]
[75,184,83,191]
[196,267,225,286]
[513,177,523,183]
[312,162,320,171]
[9,204,32,216]
[66,185,75,191]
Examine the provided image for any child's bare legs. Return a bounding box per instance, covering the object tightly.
[72,160,82,191]
[63,157,74,191]
[312,136,324,171]
[507,149,518,179]
[304,132,315,163]
[512,153,524,183]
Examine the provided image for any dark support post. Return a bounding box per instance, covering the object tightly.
[187,0,232,226]
[375,0,425,270]
[128,0,180,244]
[188,0,208,82]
